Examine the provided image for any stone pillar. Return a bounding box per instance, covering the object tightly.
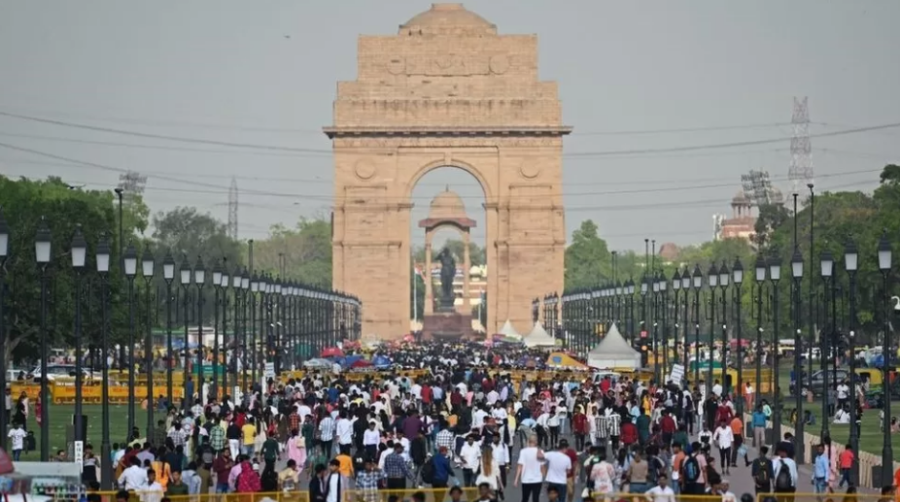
[424,233,433,315]
[462,231,471,315]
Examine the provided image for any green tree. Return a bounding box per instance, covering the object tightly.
[0,176,133,365]
[411,266,425,321]
[151,206,243,323]
[251,217,332,288]
[564,220,611,290]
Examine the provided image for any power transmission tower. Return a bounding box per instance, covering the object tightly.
[788,97,814,193]
[228,176,239,239]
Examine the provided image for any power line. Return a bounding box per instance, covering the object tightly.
[573,122,790,136]
[2,108,900,158]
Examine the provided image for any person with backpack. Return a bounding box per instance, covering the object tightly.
[771,444,798,496]
[750,445,774,494]
[680,441,706,495]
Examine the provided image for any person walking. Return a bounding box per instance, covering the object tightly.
[749,445,774,494]
[771,444,798,498]
[813,443,831,494]
[713,420,734,475]
[751,405,768,448]
[514,435,545,502]
[544,442,572,502]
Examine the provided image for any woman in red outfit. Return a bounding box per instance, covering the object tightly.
[572,406,588,451]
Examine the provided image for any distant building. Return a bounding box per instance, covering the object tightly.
[715,190,757,242]
[658,242,680,262]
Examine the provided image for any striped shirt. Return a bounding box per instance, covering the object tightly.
[606,413,622,437]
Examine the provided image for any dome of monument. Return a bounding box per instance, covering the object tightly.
[732,190,750,204]
[400,3,497,36]
[428,187,468,220]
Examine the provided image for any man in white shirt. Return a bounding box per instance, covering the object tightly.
[645,473,676,502]
[713,420,734,475]
[712,380,723,397]
[544,444,572,502]
[836,381,850,408]
[490,434,510,497]
[117,457,149,490]
[362,421,381,459]
[7,423,27,461]
[334,411,354,455]
[459,435,482,487]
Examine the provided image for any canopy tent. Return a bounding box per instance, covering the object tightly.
[587,323,642,369]
[524,321,557,348]
[546,352,588,369]
[372,355,392,369]
[497,319,522,339]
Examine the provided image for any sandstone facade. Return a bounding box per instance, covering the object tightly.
[325,3,569,338]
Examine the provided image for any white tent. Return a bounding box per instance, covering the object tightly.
[498,319,522,339]
[524,321,557,348]
[587,323,642,369]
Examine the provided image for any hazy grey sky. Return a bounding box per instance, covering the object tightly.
[1,1,898,253]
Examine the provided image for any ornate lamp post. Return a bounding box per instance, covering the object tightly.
[70,226,87,445]
[220,264,231,398]
[706,262,719,395]
[658,272,668,382]
[672,269,681,371]
[34,218,51,461]
[640,276,648,366]
[250,274,260,386]
[769,255,783,443]
[123,243,138,434]
[162,250,175,404]
[0,209,7,444]
[732,258,744,417]
[96,234,112,488]
[790,245,805,464]
[819,248,834,440]
[844,238,859,485]
[692,265,703,386]
[140,248,155,436]
[652,277,660,383]
[193,256,206,406]
[754,255,766,431]
[240,270,250,393]
[719,262,730,394]
[877,231,893,472]
[212,261,223,402]
[178,255,191,408]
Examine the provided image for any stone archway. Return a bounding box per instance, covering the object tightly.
[325,3,570,339]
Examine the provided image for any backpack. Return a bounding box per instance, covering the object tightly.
[681,455,700,483]
[753,458,772,486]
[421,457,436,485]
[647,456,664,484]
[775,462,792,490]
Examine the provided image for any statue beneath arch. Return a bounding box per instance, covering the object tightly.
[436,247,456,310]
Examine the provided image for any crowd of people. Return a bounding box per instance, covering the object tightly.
[57,340,890,502]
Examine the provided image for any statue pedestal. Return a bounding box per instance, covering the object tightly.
[422,307,473,341]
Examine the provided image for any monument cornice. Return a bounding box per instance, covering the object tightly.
[323,125,572,139]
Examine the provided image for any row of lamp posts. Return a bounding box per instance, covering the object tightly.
[0,209,361,488]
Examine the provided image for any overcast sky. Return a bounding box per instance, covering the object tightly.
[1,1,898,253]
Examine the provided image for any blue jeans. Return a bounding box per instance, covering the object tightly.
[216,483,229,494]
[814,477,827,494]
[549,482,568,502]
[12,450,21,461]
[629,482,649,494]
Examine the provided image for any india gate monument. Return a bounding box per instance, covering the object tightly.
[325,3,569,339]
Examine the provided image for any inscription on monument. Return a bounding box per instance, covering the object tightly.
[391,55,495,76]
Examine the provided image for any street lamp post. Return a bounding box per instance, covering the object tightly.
[640,277,648,367]
[162,251,175,404]
[707,263,719,395]
[659,272,668,382]
[0,209,7,444]
[844,238,859,485]
[877,231,893,473]
[123,242,138,435]
[791,245,805,464]
[212,261,223,402]
[96,234,112,488]
[770,255,783,444]
[34,218,51,461]
[680,269,690,371]
[819,249,834,440]
[732,258,744,418]
[652,277,660,384]
[70,226,87,445]
[754,256,766,434]
[718,262,730,396]
[240,270,250,394]
[250,274,260,386]
[193,257,205,406]
[692,265,702,386]
[220,265,231,398]
[179,255,191,408]
[140,248,154,436]
[672,270,681,372]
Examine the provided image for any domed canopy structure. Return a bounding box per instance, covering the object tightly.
[400,3,497,36]
[419,187,477,229]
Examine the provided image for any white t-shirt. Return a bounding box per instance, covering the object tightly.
[713,426,734,449]
[543,451,571,484]
[837,384,849,399]
[646,486,675,502]
[7,428,26,450]
[517,447,545,484]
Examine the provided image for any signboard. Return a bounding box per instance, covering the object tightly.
[73,441,84,469]
[670,364,685,387]
[264,362,276,379]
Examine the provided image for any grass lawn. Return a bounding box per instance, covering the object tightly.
[9,403,149,461]
[770,362,900,456]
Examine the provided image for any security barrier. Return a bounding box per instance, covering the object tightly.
[8,383,185,404]
[756,494,887,502]
[90,488,479,502]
